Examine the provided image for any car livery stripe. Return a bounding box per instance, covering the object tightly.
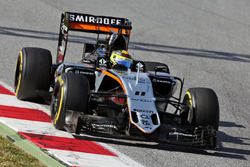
[68,22,130,36]
[0,81,143,167]
[101,70,126,93]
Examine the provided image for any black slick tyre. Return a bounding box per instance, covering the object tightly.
[183,88,220,130]
[51,73,90,131]
[14,47,52,100]
[182,88,219,148]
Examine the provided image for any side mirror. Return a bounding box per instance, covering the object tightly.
[154,66,169,75]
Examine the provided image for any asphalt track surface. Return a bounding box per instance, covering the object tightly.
[0,0,250,166]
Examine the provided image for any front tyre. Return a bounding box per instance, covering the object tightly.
[182,88,219,148]
[51,73,90,132]
[182,88,219,130]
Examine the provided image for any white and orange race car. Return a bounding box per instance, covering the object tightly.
[14,12,219,149]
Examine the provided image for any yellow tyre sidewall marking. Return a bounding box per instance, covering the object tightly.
[185,91,194,123]
[15,51,23,96]
[54,76,64,125]
[185,91,192,107]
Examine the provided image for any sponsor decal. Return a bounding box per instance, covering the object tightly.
[152,78,172,84]
[77,71,94,75]
[69,14,122,25]
[122,76,150,83]
[132,108,155,129]
[122,76,136,80]
[140,114,150,119]
[133,109,154,114]
[130,98,152,103]
[141,119,151,126]
[144,126,153,129]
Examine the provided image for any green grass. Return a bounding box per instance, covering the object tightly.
[0,135,46,167]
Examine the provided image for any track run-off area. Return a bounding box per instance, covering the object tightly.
[0,82,142,166]
[0,0,250,167]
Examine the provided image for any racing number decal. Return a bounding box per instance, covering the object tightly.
[15,51,23,96]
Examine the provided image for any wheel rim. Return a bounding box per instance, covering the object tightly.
[51,86,60,119]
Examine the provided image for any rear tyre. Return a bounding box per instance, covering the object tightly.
[14,47,52,100]
[144,61,170,74]
[51,73,90,132]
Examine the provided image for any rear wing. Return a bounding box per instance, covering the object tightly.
[67,12,132,35]
[56,12,132,63]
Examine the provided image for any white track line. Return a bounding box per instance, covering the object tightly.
[48,149,143,167]
[0,117,72,138]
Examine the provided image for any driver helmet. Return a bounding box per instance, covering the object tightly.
[110,50,133,69]
[108,33,127,50]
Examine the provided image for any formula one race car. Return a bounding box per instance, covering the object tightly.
[14,12,219,148]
